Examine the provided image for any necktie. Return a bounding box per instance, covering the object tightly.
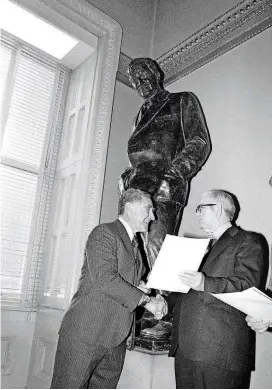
[132,236,140,276]
[199,238,216,271]
[206,238,216,252]
[139,101,151,121]
[127,236,141,351]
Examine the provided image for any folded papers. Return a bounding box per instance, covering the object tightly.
[145,234,209,293]
[211,287,272,320]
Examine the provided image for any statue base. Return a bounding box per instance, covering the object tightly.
[128,308,172,353]
[134,334,171,353]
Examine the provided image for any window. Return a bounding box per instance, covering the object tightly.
[0,31,70,307]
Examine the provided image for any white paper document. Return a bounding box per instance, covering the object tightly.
[211,287,272,320]
[145,234,209,293]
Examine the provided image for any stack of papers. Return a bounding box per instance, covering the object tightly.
[211,287,272,320]
[145,234,209,293]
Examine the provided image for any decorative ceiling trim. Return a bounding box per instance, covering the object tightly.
[117,0,272,87]
[158,0,272,85]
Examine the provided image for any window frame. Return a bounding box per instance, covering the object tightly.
[1,30,71,310]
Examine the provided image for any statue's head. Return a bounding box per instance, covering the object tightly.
[127,58,164,99]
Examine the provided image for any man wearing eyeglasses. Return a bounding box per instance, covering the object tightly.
[168,189,268,389]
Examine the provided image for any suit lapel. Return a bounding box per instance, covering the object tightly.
[133,93,172,136]
[114,220,145,283]
[202,226,238,270]
[114,219,134,258]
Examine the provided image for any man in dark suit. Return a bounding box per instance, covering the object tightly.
[50,188,167,389]
[119,57,211,267]
[168,189,268,389]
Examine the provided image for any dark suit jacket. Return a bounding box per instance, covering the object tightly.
[59,219,144,348]
[168,226,267,373]
[124,91,211,205]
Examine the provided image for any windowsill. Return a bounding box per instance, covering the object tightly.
[1,301,36,312]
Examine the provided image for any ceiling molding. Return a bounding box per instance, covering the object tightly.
[117,0,272,88]
[157,0,272,85]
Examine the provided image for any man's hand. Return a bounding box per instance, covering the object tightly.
[137,281,151,294]
[155,293,168,319]
[145,296,168,320]
[245,315,272,333]
[179,270,204,291]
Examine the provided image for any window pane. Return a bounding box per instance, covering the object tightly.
[1,165,37,301]
[1,51,56,169]
[0,41,14,109]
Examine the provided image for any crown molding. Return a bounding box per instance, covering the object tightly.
[117,0,272,87]
[158,0,272,85]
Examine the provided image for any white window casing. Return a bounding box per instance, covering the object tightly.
[1,31,70,309]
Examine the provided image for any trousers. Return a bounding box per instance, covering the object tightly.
[51,332,127,389]
[174,348,251,389]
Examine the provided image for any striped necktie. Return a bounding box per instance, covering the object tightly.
[132,236,140,275]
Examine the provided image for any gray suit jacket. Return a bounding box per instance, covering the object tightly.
[168,226,268,372]
[59,219,144,348]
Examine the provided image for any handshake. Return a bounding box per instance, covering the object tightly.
[137,281,168,320]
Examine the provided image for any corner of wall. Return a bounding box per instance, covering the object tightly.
[150,0,158,58]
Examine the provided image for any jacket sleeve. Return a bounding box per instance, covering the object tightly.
[166,92,211,181]
[85,225,143,312]
[203,233,267,303]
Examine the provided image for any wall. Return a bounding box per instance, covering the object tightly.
[100,80,142,223]
[1,311,36,389]
[168,28,272,247]
[86,0,156,58]
[153,0,242,58]
[167,27,272,388]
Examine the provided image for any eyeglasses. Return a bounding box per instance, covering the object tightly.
[195,203,217,214]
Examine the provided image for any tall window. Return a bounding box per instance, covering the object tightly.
[0,31,70,307]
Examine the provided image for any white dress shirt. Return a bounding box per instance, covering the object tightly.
[211,222,232,240]
[118,216,134,241]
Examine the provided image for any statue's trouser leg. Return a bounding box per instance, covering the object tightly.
[146,200,183,268]
[137,200,184,340]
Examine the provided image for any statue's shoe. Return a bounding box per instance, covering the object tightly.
[141,321,171,339]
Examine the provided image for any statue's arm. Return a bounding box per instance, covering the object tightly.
[166,92,211,182]
[118,117,139,194]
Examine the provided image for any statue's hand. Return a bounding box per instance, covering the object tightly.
[155,180,171,200]
[164,162,185,179]
[162,166,186,200]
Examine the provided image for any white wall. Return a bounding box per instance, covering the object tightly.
[168,28,272,247]
[1,311,36,389]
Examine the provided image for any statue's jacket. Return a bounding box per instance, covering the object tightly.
[125,90,211,206]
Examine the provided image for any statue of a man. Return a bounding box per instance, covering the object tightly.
[119,58,211,268]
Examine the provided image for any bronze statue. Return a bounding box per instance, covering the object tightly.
[119,58,211,269]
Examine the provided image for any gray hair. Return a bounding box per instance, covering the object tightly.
[118,188,151,215]
[201,189,236,221]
